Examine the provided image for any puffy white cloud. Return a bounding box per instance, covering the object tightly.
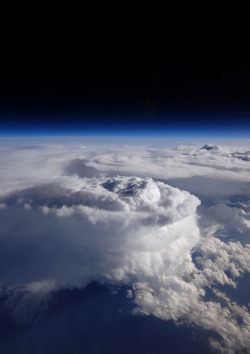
[199,203,250,233]
[129,225,250,353]
[131,279,250,354]
[0,176,200,288]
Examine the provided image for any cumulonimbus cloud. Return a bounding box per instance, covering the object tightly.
[0,176,201,288]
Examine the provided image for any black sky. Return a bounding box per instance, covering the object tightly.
[0,7,250,134]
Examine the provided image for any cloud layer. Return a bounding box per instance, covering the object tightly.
[0,138,250,353]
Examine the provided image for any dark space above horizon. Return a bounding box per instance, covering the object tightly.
[0,10,250,135]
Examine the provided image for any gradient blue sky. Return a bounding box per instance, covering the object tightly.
[1,112,249,138]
